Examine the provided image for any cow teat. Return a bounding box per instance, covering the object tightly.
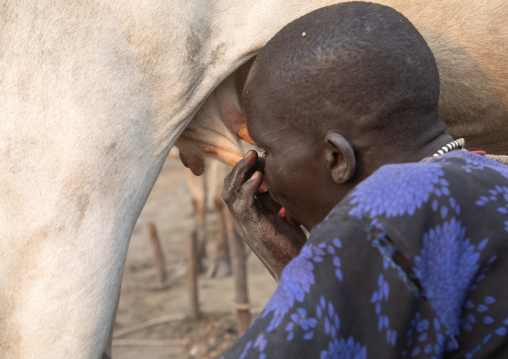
[175,59,255,172]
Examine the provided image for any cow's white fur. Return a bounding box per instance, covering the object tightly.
[0,1,507,358]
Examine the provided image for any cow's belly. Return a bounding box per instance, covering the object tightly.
[387,0,508,153]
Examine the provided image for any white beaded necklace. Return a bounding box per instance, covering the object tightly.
[432,138,465,157]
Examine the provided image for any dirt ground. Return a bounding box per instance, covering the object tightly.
[112,156,277,359]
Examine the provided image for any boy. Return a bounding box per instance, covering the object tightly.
[222,2,508,358]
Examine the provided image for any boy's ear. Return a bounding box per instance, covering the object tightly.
[325,133,356,184]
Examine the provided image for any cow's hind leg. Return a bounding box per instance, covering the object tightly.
[207,195,233,277]
[0,29,171,356]
[174,167,207,277]
[207,161,233,278]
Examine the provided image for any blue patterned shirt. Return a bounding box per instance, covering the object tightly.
[224,151,508,358]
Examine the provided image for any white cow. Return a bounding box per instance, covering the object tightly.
[0,1,507,358]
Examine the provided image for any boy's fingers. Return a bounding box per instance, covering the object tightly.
[223,151,258,194]
[233,172,263,218]
[257,176,270,193]
[221,182,238,208]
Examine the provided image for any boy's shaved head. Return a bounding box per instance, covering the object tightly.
[240,1,451,229]
[244,1,443,148]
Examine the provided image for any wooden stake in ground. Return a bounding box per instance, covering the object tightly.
[188,230,200,320]
[146,222,167,283]
[224,210,250,334]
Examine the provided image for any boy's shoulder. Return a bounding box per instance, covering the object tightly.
[308,150,508,267]
[338,150,508,221]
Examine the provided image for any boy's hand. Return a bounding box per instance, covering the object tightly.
[222,151,307,282]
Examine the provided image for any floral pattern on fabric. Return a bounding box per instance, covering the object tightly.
[284,307,317,341]
[348,163,449,218]
[475,184,508,232]
[413,218,487,346]
[224,151,508,358]
[371,272,398,346]
[321,336,367,359]
[432,150,508,178]
[261,244,317,332]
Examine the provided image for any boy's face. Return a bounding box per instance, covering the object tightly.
[243,65,340,230]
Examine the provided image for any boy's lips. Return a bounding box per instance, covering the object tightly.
[269,188,298,225]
